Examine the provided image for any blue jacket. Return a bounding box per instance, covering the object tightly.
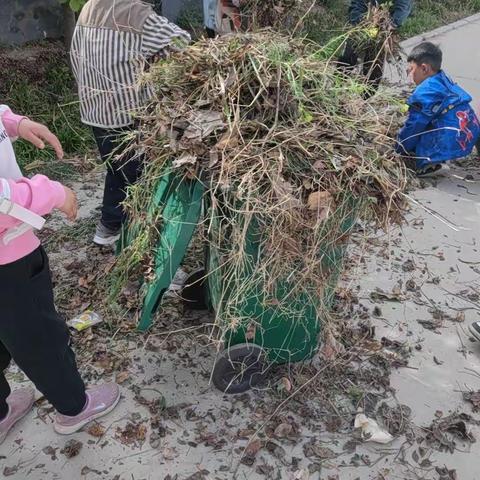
[349,0,412,28]
[396,71,480,168]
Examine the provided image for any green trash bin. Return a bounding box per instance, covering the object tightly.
[203,196,358,393]
[121,175,358,393]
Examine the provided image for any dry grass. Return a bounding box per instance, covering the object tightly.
[108,29,408,345]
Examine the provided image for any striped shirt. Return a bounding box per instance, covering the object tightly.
[70,0,191,129]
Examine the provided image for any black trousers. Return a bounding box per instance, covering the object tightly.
[0,247,86,418]
[339,39,384,99]
[92,126,144,231]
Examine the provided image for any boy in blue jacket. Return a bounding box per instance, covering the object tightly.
[396,42,480,176]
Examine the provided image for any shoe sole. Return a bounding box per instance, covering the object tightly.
[469,324,480,342]
[53,392,121,435]
[93,234,120,246]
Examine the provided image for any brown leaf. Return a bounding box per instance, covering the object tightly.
[214,132,239,151]
[281,377,292,392]
[245,323,256,340]
[116,371,130,384]
[274,423,293,438]
[3,466,18,477]
[162,447,177,461]
[245,439,263,457]
[241,439,263,466]
[61,439,83,458]
[86,423,105,438]
[307,191,333,222]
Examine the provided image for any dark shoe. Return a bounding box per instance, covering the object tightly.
[416,164,448,178]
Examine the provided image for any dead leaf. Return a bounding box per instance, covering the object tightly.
[463,390,480,412]
[370,288,404,302]
[116,371,130,384]
[162,447,177,461]
[81,467,102,476]
[272,175,301,210]
[42,446,58,460]
[61,439,83,458]
[303,440,337,460]
[280,377,292,392]
[172,153,197,168]
[241,439,263,466]
[86,423,105,438]
[214,132,238,151]
[245,323,256,340]
[307,191,333,222]
[320,330,345,360]
[274,423,293,438]
[181,111,225,145]
[3,466,18,477]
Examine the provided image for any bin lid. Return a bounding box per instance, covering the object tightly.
[137,174,204,331]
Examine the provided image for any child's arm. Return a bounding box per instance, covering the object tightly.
[396,107,431,154]
[141,14,191,60]
[0,176,77,230]
[1,106,63,159]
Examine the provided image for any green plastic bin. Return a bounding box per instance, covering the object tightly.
[121,175,357,393]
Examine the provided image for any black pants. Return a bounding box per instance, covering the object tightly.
[339,39,384,99]
[0,247,86,418]
[92,126,144,231]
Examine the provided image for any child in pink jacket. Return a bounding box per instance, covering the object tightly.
[0,105,119,445]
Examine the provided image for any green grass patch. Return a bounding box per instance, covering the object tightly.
[41,216,97,249]
[2,44,94,181]
[401,0,480,38]
[304,0,480,43]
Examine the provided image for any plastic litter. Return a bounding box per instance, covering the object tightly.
[354,413,394,444]
[67,311,103,332]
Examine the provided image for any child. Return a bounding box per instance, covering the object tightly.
[396,42,480,176]
[0,105,119,445]
[203,0,241,37]
[70,0,191,246]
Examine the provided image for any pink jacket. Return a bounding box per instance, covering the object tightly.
[0,107,66,265]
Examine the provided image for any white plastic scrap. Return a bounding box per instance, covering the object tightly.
[354,413,394,444]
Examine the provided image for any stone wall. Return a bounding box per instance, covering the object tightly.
[0,0,64,46]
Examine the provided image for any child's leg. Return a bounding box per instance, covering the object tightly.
[92,126,144,232]
[0,247,87,416]
[0,342,12,419]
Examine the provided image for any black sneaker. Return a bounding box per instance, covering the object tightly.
[416,163,448,178]
[469,322,480,342]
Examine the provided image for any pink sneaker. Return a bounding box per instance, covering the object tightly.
[54,383,120,435]
[0,388,35,445]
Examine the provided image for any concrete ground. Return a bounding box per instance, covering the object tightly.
[2,15,480,480]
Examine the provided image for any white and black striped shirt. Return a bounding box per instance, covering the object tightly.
[70,0,190,129]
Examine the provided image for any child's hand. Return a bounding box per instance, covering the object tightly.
[59,187,78,221]
[17,119,64,160]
